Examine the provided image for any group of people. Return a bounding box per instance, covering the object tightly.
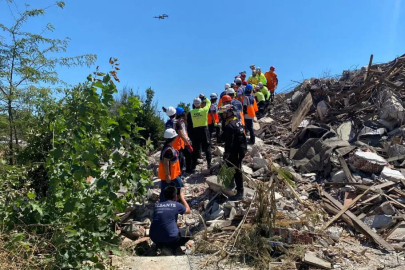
[149,65,278,250]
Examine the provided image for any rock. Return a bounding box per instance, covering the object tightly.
[387,221,405,241]
[213,146,224,156]
[379,93,405,123]
[275,192,283,201]
[255,137,265,148]
[122,224,146,240]
[331,169,346,182]
[253,122,261,131]
[362,215,395,230]
[349,151,387,174]
[326,226,343,241]
[249,145,261,158]
[252,167,266,177]
[381,167,405,182]
[206,176,236,196]
[337,121,356,142]
[258,117,274,124]
[242,165,253,175]
[304,252,332,269]
[252,157,268,170]
[317,101,329,121]
[374,201,396,216]
[229,207,237,220]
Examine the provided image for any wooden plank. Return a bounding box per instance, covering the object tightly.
[322,191,395,252]
[365,54,374,83]
[322,185,374,230]
[339,156,355,183]
[291,93,313,132]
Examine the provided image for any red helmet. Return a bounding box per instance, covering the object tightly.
[270,66,275,71]
[242,80,248,85]
[222,95,232,103]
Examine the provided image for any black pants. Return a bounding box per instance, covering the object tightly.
[270,92,275,102]
[178,149,185,174]
[191,126,212,169]
[154,235,189,249]
[181,148,193,173]
[226,152,245,192]
[245,119,255,144]
[208,123,220,141]
[257,101,265,117]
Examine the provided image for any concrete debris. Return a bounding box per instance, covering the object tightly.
[362,215,395,230]
[252,157,268,170]
[380,166,405,182]
[349,151,387,174]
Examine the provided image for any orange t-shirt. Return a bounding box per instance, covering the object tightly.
[264,71,278,92]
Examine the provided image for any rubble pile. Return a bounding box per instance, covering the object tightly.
[113,54,405,270]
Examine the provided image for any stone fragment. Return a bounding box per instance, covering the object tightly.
[304,252,332,269]
[381,167,405,182]
[258,117,274,124]
[252,157,268,170]
[213,146,224,156]
[387,222,405,241]
[362,215,395,230]
[326,226,343,241]
[374,201,396,216]
[331,169,346,182]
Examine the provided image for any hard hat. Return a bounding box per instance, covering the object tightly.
[221,95,232,103]
[255,85,260,90]
[164,128,178,139]
[270,66,275,71]
[244,88,252,95]
[219,104,235,114]
[252,70,257,75]
[258,82,263,87]
[226,88,235,95]
[242,80,248,85]
[240,71,246,76]
[235,78,242,83]
[230,82,236,87]
[225,83,230,89]
[246,84,253,90]
[193,98,202,106]
[176,107,185,115]
[166,106,176,117]
[257,67,261,71]
[210,93,218,99]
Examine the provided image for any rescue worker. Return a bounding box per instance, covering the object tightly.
[208,93,220,142]
[220,104,247,201]
[247,70,259,85]
[218,83,230,107]
[254,85,266,119]
[158,128,183,201]
[264,66,278,103]
[150,186,191,249]
[234,77,245,97]
[165,107,187,174]
[225,88,244,127]
[258,82,270,108]
[190,95,212,171]
[249,64,256,73]
[256,67,267,86]
[239,71,247,82]
[242,84,256,144]
[175,107,194,174]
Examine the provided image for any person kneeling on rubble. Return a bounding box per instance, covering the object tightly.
[150,186,191,249]
[220,104,248,201]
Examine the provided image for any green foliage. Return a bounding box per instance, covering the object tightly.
[0,1,96,164]
[0,63,152,268]
[177,101,191,115]
[217,165,235,188]
[272,167,295,186]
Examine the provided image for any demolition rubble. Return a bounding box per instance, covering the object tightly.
[113,54,405,270]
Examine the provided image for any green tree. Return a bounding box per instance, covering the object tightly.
[0,1,96,164]
[177,101,191,115]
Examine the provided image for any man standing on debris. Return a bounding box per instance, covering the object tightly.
[220,104,247,201]
[264,66,278,103]
[258,82,270,108]
[256,67,267,86]
[225,88,244,126]
[243,84,256,144]
[208,93,220,142]
[254,85,266,118]
[150,186,191,249]
[175,107,193,174]
[190,94,212,171]
[158,129,183,201]
[247,70,259,85]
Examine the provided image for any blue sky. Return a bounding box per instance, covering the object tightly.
[1,0,404,113]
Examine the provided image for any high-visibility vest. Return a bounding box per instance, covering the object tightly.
[158,145,181,181]
[190,98,211,128]
[208,104,219,124]
[165,119,184,150]
[245,95,256,118]
[253,99,258,112]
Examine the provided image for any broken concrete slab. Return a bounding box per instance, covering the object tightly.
[381,167,405,182]
[258,116,274,124]
[337,121,355,142]
[304,252,331,269]
[362,215,395,230]
[206,176,236,196]
[349,151,387,174]
[388,221,405,241]
[112,255,190,270]
[374,201,396,216]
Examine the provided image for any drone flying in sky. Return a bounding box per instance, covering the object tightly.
[153,14,169,20]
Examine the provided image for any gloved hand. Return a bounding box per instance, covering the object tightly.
[186,145,194,153]
[162,106,167,113]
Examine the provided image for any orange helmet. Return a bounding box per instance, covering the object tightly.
[222,95,232,103]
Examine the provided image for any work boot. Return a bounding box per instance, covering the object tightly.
[229,189,244,201]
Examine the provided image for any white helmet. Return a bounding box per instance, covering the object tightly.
[210,93,218,99]
[258,82,264,87]
[193,98,202,106]
[235,78,242,83]
[226,88,235,95]
[164,128,178,139]
[166,106,176,117]
[225,83,230,89]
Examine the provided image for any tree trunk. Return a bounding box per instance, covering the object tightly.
[8,99,13,165]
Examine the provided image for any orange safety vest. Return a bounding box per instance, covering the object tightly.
[264,71,278,93]
[208,104,219,124]
[245,95,256,118]
[253,99,258,112]
[158,145,181,181]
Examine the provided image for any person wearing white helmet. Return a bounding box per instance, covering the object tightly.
[224,88,244,126]
[190,94,212,171]
[158,128,183,201]
[208,93,220,142]
[164,106,177,129]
